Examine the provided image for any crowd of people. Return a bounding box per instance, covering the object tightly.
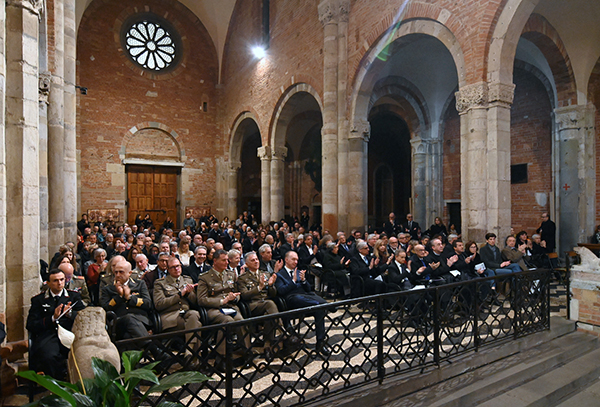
[27,209,557,380]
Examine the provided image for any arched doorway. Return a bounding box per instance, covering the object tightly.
[237,120,261,219]
[271,85,323,226]
[368,110,411,229]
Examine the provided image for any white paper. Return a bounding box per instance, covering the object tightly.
[374,275,383,282]
[475,263,486,271]
[57,324,75,349]
[449,270,461,277]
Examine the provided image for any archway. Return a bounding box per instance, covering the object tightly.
[270,85,323,225]
[350,20,463,231]
[237,120,261,219]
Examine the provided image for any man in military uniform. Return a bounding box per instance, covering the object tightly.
[42,263,91,306]
[197,249,251,368]
[154,257,202,368]
[27,268,85,379]
[237,251,280,360]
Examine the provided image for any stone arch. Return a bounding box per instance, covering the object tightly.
[229,111,262,167]
[369,76,430,136]
[121,122,185,164]
[487,0,540,84]
[520,14,577,107]
[270,83,324,150]
[350,18,466,128]
[514,60,557,109]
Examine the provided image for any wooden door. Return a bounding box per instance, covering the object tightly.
[127,165,178,228]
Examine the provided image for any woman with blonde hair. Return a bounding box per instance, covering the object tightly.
[178,240,194,267]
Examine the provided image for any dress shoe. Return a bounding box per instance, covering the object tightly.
[316,341,332,357]
[263,347,274,362]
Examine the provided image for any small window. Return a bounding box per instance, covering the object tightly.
[511,163,528,184]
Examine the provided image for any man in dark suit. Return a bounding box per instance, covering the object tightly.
[536,212,556,253]
[258,244,277,274]
[27,268,85,379]
[383,250,412,290]
[401,213,421,240]
[297,234,318,270]
[383,212,401,237]
[277,233,295,260]
[142,252,169,297]
[336,232,352,259]
[274,251,331,356]
[184,246,210,283]
[348,240,387,298]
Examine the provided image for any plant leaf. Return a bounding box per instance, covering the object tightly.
[16,371,77,407]
[147,371,211,393]
[122,350,143,372]
[71,393,95,407]
[37,394,73,407]
[120,369,159,385]
[91,357,119,381]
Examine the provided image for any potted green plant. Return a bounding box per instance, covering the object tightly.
[17,350,211,407]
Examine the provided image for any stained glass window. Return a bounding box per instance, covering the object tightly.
[124,19,177,71]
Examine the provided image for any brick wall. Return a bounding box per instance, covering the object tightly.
[220,0,324,149]
[510,68,553,235]
[77,0,219,225]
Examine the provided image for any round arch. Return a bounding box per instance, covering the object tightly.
[229,111,262,166]
[270,83,324,150]
[121,122,185,164]
[350,18,467,128]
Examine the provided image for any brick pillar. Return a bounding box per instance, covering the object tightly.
[227,161,241,221]
[63,0,77,243]
[337,0,350,233]
[6,0,41,340]
[270,146,287,222]
[456,82,514,242]
[318,0,339,232]
[347,119,369,232]
[47,0,65,252]
[554,104,596,252]
[257,146,271,223]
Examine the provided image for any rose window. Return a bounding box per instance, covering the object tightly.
[124,20,177,71]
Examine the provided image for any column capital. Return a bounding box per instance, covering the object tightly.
[488,82,515,107]
[319,0,339,26]
[338,0,350,23]
[7,0,43,16]
[39,71,51,104]
[229,161,241,172]
[409,137,432,153]
[272,146,288,161]
[349,119,370,142]
[455,82,488,114]
[257,146,271,160]
[554,104,595,131]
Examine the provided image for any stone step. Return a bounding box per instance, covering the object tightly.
[476,346,600,407]
[555,378,600,407]
[427,330,599,407]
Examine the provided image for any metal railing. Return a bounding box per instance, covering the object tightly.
[114,268,551,407]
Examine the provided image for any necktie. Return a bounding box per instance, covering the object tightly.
[364,256,369,265]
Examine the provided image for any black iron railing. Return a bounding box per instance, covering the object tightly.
[114,268,551,407]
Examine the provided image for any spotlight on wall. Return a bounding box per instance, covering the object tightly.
[251,45,267,59]
[75,85,88,95]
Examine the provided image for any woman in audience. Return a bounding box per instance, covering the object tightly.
[86,248,107,305]
[516,230,528,247]
[126,246,141,269]
[148,243,160,264]
[178,240,194,267]
[429,217,448,238]
[162,216,174,230]
[373,239,391,265]
[321,242,351,297]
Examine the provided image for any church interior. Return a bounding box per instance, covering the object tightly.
[0,0,599,402]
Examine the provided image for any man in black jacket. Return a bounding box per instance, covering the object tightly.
[348,240,387,297]
[184,246,211,283]
[27,268,85,379]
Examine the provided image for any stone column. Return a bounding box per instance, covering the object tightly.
[456,82,514,242]
[0,0,6,321]
[318,0,339,232]
[6,0,41,340]
[270,146,287,222]
[257,146,271,223]
[47,0,65,252]
[39,73,49,263]
[227,161,241,221]
[63,0,77,243]
[410,137,428,225]
[554,104,596,252]
[337,0,350,233]
[347,120,369,232]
